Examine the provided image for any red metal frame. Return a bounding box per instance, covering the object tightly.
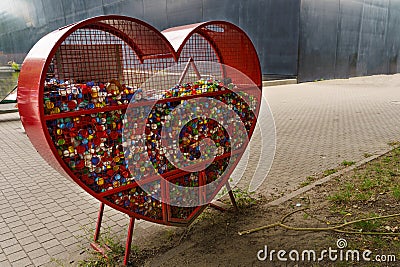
[162,21,262,89]
[18,15,261,265]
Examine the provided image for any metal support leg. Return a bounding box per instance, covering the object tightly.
[90,202,108,255]
[225,182,239,212]
[209,182,239,212]
[123,217,135,266]
[94,202,105,242]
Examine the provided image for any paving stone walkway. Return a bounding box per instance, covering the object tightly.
[1,74,400,266]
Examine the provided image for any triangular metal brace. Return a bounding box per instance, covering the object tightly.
[178,57,202,84]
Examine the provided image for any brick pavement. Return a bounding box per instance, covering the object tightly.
[1,74,400,266]
[260,74,400,198]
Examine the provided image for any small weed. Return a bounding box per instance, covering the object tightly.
[360,177,378,191]
[163,229,177,241]
[345,182,355,190]
[354,192,372,201]
[77,226,127,267]
[373,167,384,174]
[50,226,128,267]
[341,160,355,167]
[323,169,337,177]
[300,176,316,187]
[197,208,214,221]
[232,188,257,208]
[363,152,373,158]
[328,190,351,204]
[370,235,389,248]
[50,258,67,267]
[353,214,382,232]
[328,183,354,204]
[388,141,400,147]
[392,186,400,200]
[337,209,350,216]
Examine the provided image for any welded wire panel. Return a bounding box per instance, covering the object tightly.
[164,22,262,88]
[19,16,261,226]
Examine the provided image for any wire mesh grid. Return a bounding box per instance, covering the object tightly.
[45,19,226,115]
[31,17,261,224]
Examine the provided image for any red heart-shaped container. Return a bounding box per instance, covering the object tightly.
[17,15,261,226]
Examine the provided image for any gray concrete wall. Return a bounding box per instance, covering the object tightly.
[3,0,399,82]
[299,0,400,82]
[0,0,301,77]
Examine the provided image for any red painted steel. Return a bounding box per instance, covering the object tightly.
[162,21,262,88]
[17,15,261,227]
[124,217,135,265]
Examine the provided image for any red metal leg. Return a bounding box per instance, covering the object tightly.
[209,202,227,211]
[209,182,239,212]
[90,202,108,255]
[225,183,239,212]
[123,216,135,266]
[94,202,105,242]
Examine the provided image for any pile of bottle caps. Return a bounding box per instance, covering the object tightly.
[45,78,257,219]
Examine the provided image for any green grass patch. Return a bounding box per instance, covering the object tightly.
[300,176,317,187]
[387,141,400,147]
[392,186,400,200]
[232,188,258,208]
[341,160,355,167]
[360,177,379,191]
[328,182,354,204]
[352,213,383,232]
[323,169,337,177]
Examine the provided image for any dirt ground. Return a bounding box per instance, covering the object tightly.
[126,150,400,267]
[130,202,340,267]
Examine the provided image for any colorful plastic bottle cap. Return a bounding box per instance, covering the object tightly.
[110,131,118,140]
[93,138,101,146]
[97,178,104,185]
[107,169,114,177]
[45,101,55,109]
[76,160,85,169]
[68,100,77,110]
[77,146,86,154]
[79,129,89,138]
[91,157,100,165]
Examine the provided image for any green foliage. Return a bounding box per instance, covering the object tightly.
[341,160,355,167]
[323,169,337,177]
[360,177,378,191]
[77,226,127,267]
[232,188,257,208]
[363,152,373,158]
[49,225,129,267]
[387,141,400,147]
[353,214,382,232]
[300,176,316,187]
[392,186,400,200]
[328,183,354,203]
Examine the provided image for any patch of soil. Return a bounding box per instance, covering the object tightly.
[127,150,400,267]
